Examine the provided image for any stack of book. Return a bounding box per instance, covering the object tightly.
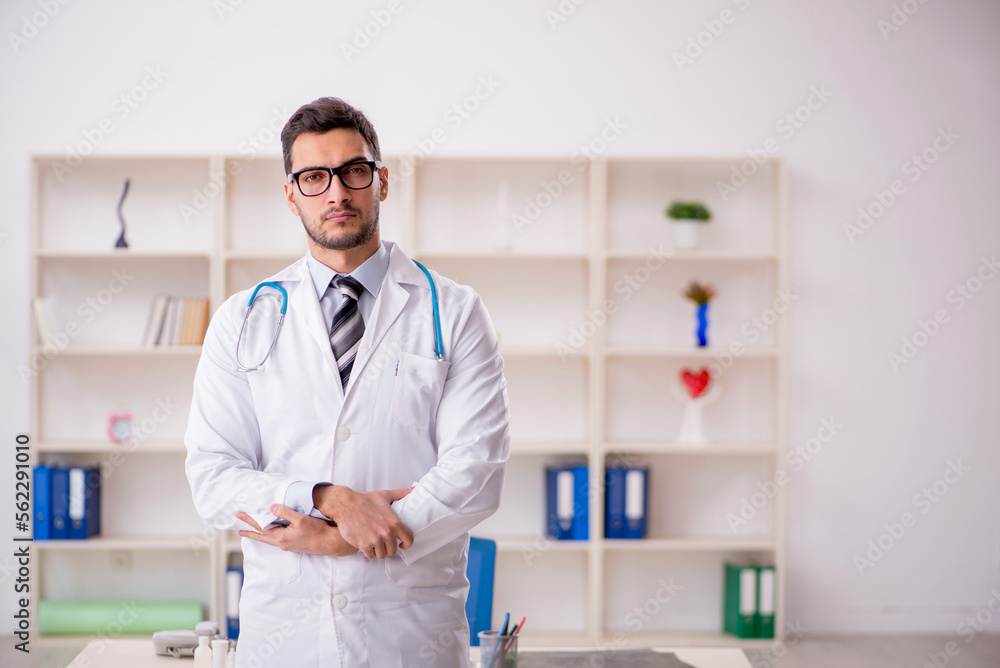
[142,295,210,347]
[33,465,101,540]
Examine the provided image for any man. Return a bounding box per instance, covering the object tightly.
[185,97,510,667]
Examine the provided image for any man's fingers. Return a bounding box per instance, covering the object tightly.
[238,529,272,547]
[270,503,306,522]
[396,524,414,549]
[236,512,264,533]
[385,487,414,502]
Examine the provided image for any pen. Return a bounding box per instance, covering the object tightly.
[483,613,510,668]
[502,616,525,654]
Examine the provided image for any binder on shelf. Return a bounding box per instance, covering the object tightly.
[756,565,776,639]
[68,466,101,540]
[570,465,588,541]
[33,465,52,540]
[545,465,588,541]
[723,562,758,639]
[545,467,574,540]
[51,467,70,540]
[225,565,243,639]
[605,466,648,539]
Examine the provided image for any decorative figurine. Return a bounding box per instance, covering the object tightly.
[683,280,715,347]
[114,178,130,249]
[672,366,720,445]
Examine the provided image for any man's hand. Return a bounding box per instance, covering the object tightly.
[313,486,414,559]
[236,504,358,557]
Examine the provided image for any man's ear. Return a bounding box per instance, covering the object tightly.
[284,181,300,216]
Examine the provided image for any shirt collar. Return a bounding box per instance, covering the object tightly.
[306,241,389,301]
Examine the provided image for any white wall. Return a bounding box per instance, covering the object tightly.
[1,0,998,637]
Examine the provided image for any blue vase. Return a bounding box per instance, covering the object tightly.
[696,303,709,347]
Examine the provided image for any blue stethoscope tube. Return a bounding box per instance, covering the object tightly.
[411,260,444,361]
[235,262,443,372]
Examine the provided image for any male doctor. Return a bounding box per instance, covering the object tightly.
[185,97,510,667]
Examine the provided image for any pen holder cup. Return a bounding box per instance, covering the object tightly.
[478,631,518,667]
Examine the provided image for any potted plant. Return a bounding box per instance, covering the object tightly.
[683,280,716,347]
[665,200,711,249]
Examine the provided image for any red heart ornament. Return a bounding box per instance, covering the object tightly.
[680,368,711,399]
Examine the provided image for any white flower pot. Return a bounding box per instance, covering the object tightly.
[672,220,701,249]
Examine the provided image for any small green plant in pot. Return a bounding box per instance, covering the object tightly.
[665,200,712,249]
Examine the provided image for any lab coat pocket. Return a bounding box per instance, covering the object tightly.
[384,537,460,587]
[242,536,302,585]
[390,352,449,430]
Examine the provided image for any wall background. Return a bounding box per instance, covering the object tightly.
[1,0,998,637]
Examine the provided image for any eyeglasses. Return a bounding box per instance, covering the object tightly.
[287,160,382,197]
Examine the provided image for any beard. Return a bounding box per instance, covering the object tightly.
[301,199,380,251]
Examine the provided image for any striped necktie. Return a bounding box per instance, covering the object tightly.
[329,275,365,389]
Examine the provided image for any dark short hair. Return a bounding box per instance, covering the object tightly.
[280,97,382,175]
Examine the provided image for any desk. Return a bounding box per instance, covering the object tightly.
[68,639,751,668]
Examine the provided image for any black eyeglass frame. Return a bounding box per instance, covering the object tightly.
[286,160,383,197]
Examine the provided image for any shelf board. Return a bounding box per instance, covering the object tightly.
[607,632,778,649]
[225,249,306,261]
[511,441,589,455]
[36,249,211,259]
[601,537,776,552]
[36,439,185,454]
[412,250,589,261]
[603,441,777,455]
[34,535,212,551]
[605,346,777,359]
[605,249,777,262]
[35,345,203,356]
[516,632,594,649]
[492,537,591,553]
[501,344,588,358]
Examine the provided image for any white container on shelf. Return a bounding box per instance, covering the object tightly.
[672,220,702,249]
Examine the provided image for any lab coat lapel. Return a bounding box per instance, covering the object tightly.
[349,244,424,390]
[284,258,345,400]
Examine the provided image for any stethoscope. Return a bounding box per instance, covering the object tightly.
[234,260,443,373]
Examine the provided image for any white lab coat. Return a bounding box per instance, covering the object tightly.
[184,241,510,668]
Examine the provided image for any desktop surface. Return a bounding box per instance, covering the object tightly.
[68,639,752,668]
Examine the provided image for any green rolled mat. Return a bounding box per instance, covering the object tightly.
[39,600,203,636]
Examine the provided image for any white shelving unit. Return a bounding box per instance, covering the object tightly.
[27,152,785,649]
